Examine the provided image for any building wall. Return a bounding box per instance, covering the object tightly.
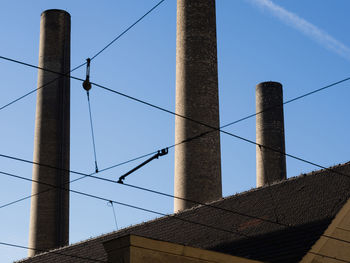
[103,235,262,263]
[301,198,350,263]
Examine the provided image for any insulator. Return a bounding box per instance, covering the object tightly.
[83,78,91,91]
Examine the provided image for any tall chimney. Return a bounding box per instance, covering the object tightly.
[28,9,70,256]
[256,81,286,187]
[174,0,222,212]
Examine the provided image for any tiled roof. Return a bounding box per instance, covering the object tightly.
[17,162,350,263]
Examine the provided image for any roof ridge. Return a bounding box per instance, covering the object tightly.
[207,160,350,204]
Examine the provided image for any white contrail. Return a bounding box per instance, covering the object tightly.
[247,0,350,61]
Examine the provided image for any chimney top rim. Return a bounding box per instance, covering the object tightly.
[256,81,282,89]
[41,9,70,17]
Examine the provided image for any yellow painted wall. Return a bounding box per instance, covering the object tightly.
[103,234,262,263]
[301,198,350,263]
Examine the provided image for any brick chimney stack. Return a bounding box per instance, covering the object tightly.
[174,0,222,212]
[256,81,286,187]
[28,9,71,256]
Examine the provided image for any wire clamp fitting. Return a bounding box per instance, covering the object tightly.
[82,58,92,92]
[157,148,168,158]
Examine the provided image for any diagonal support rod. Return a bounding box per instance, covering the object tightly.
[117,148,168,184]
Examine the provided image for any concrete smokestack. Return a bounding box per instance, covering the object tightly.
[256,81,286,187]
[28,9,70,256]
[174,0,222,212]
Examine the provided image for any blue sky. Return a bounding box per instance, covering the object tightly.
[0,0,349,262]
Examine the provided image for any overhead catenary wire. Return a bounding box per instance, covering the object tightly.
[1,80,350,211]
[99,151,157,173]
[12,167,347,262]
[5,146,349,248]
[2,50,350,255]
[90,0,166,60]
[117,181,350,246]
[1,146,349,245]
[6,2,349,258]
[2,52,350,131]
[1,75,350,216]
[1,54,349,177]
[2,168,350,255]
[1,162,347,258]
[0,0,166,113]
[0,65,349,246]
[0,150,159,210]
[2,136,350,211]
[89,80,350,183]
[0,150,157,209]
[0,55,86,112]
[220,76,350,129]
[2,123,348,256]
[52,165,350,247]
[0,175,90,210]
[0,155,309,231]
[0,0,170,213]
[0,169,251,239]
[0,150,156,209]
[3,52,350,168]
[1,53,350,137]
[1,50,349,262]
[0,0,348,192]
